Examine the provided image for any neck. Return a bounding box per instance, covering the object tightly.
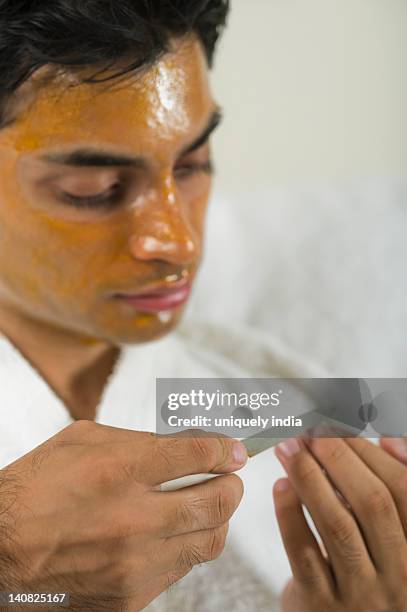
[0,301,121,421]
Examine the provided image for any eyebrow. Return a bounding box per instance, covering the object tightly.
[39,108,223,168]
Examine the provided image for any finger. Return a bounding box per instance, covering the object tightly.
[132,565,191,610]
[58,423,248,482]
[124,523,229,603]
[379,437,407,463]
[345,437,407,534]
[163,521,229,573]
[131,430,248,485]
[140,523,229,610]
[273,478,335,597]
[275,438,375,592]
[306,437,406,573]
[147,474,243,537]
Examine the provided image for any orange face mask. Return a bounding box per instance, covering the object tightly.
[0,35,221,345]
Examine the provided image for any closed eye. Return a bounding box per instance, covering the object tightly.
[174,159,215,179]
[57,160,215,209]
[58,182,122,209]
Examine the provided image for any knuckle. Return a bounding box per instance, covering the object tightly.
[284,578,332,611]
[175,481,239,532]
[177,542,206,571]
[294,458,318,485]
[296,571,327,593]
[190,436,218,468]
[60,419,100,443]
[176,499,198,531]
[327,513,355,547]
[210,482,238,524]
[365,486,393,517]
[176,525,227,570]
[211,487,226,524]
[295,551,326,591]
[323,440,348,465]
[70,419,98,433]
[206,525,228,560]
[214,437,233,469]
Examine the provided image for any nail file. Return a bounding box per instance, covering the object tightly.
[160,410,363,491]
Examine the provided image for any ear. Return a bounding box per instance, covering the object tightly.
[379,437,407,464]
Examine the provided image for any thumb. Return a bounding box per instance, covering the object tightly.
[379,437,407,463]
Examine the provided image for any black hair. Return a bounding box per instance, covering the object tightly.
[0,0,230,127]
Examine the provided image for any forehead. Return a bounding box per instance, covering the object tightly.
[2,36,213,157]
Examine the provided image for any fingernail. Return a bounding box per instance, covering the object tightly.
[388,438,407,460]
[232,441,248,466]
[277,438,302,457]
[274,478,291,493]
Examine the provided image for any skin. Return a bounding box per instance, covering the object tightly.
[0,420,247,610]
[0,33,247,611]
[273,436,407,611]
[0,24,405,609]
[0,35,219,420]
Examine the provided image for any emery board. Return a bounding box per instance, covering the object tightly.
[160,408,364,491]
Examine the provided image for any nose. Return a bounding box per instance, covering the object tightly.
[128,173,200,266]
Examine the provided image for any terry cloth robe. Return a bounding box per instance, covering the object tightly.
[0,319,328,611]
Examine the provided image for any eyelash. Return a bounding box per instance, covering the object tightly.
[59,184,122,209]
[59,161,215,209]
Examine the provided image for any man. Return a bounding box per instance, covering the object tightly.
[0,2,406,611]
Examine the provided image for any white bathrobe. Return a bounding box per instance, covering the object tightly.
[0,319,328,611]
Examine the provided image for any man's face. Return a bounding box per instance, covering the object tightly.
[0,36,220,344]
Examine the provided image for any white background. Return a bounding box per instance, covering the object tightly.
[210,0,407,192]
[188,1,407,377]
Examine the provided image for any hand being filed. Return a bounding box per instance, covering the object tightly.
[273,435,407,612]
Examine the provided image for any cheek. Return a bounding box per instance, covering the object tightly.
[32,223,122,302]
[0,166,123,288]
[0,200,119,310]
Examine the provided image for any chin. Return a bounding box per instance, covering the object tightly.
[100,307,186,346]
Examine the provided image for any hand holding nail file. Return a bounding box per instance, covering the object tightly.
[160,409,364,491]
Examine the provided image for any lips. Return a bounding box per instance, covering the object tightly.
[113,279,192,313]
